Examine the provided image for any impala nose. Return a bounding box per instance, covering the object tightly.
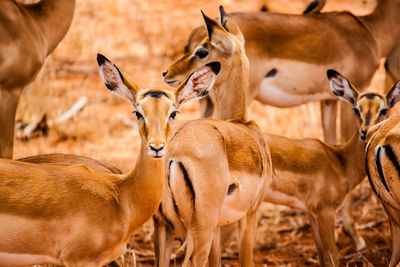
[149,142,166,158]
[150,143,164,152]
[162,70,168,77]
[360,129,367,140]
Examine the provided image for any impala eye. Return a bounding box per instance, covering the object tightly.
[353,108,361,117]
[380,108,388,116]
[169,110,179,120]
[134,111,144,120]
[195,49,208,59]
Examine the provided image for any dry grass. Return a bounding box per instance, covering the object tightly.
[14,0,393,266]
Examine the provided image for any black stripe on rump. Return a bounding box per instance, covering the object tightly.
[376,146,391,193]
[178,161,196,209]
[384,144,400,186]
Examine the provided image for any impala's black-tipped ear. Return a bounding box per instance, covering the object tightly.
[219,5,229,28]
[327,69,359,105]
[201,10,218,41]
[97,53,140,106]
[218,5,244,44]
[386,80,400,108]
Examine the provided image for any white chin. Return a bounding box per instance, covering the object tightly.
[148,149,166,158]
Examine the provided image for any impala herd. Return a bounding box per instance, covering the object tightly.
[1,0,400,266]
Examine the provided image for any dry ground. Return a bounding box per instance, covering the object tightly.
[14,0,395,266]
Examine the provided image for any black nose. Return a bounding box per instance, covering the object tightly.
[162,71,168,77]
[360,129,367,140]
[150,144,164,152]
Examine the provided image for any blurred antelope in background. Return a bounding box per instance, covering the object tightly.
[0,0,75,159]
[165,0,400,251]
[0,52,218,266]
[154,10,271,267]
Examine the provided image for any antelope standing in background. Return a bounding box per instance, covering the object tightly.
[154,10,271,267]
[0,52,220,266]
[365,94,400,267]
[0,0,75,159]
[164,0,400,251]
[260,71,400,266]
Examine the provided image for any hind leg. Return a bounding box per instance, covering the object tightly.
[208,226,221,267]
[153,216,175,267]
[238,210,257,267]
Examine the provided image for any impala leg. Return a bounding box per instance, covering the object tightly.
[0,88,22,159]
[185,227,216,267]
[153,216,175,267]
[389,218,400,267]
[320,99,337,145]
[340,102,366,250]
[309,209,338,267]
[208,226,221,267]
[238,210,257,267]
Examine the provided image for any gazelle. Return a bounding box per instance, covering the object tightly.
[260,71,400,266]
[164,0,400,251]
[0,53,219,267]
[153,11,271,267]
[365,89,400,267]
[0,0,75,159]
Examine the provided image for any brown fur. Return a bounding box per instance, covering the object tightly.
[154,12,272,267]
[0,0,75,159]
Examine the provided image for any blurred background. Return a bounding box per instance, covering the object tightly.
[16,0,390,265]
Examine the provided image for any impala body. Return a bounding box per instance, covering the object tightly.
[0,0,75,159]
[0,53,221,266]
[154,9,272,267]
[263,71,400,266]
[365,96,400,267]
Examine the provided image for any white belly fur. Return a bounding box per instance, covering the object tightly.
[255,60,336,107]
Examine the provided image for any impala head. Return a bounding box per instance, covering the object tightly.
[328,69,400,140]
[97,54,220,158]
[163,6,245,89]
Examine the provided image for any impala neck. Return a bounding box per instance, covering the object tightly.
[26,0,75,55]
[215,51,249,121]
[119,144,164,234]
[339,131,366,190]
[360,0,400,57]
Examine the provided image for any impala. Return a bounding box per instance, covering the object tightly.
[365,88,400,267]
[0,53,219,267]
[163,0,400,251]
[153,11,271,267]
[260,71,400,266]
[0,0,75,159]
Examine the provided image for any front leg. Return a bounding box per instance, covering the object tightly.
[0,88,22,159]
[308,208,338,267]
[238,210,257,267]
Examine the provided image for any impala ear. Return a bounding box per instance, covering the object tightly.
[201,10,234,55]
[174,62,221,108]
[97,54,140,106]
[327,69,359,105]
[386,80,400,108]
[219,5,244,44]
